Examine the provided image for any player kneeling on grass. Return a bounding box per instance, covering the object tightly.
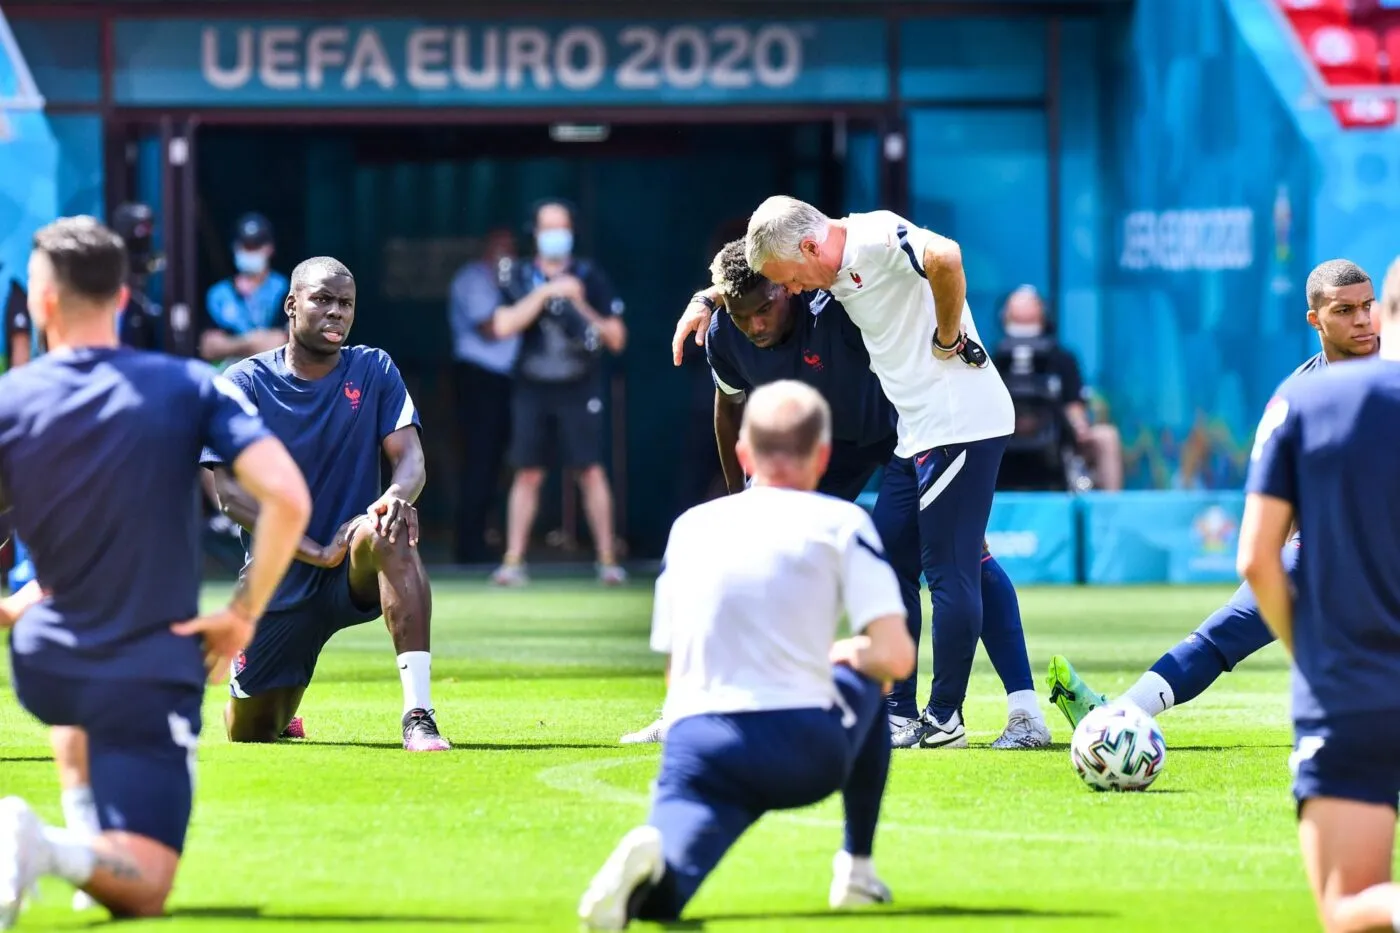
[579,380,914,930]
[0,216,310,926]
[1239,255,1400,933]
[201,256,450,752]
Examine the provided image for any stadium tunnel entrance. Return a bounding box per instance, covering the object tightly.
[110,115,889,562]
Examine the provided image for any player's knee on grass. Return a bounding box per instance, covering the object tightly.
[226,693,295,743]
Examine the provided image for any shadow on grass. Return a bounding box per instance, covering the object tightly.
[137,906,496,925]
[661,904,1111,928]
[299,740,620,751]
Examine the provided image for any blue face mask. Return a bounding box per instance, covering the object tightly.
[234,248,269,275]
[536,229,573,259]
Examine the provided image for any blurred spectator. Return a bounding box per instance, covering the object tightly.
[199,212,288,367]
[447,227,519,564]
[488,200,628,586]
[993,286,1123,491]
[111,202,163,351]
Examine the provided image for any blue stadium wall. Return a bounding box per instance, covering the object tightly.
[0,1,1380,574]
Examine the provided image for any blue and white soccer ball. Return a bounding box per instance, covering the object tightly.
[1070,704,1167,792]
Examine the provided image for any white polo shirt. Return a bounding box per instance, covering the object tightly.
[826,210,1015,457]
[651,486,905,725]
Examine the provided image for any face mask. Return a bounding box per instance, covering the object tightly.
[234,249,269,275]
[536,229,573,259]
[1003,322,1044,339]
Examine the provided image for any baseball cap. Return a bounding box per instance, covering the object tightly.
[234,212,274,248]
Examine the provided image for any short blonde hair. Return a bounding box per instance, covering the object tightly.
[740,380,832,460]
[745,196,830,271]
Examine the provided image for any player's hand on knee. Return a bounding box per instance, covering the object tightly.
[366,494,418,547]
[318,514,371,568]
[671,300,713,366]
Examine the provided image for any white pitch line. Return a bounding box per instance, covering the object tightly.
[537,756,1295,857]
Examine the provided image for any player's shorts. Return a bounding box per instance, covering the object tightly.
[818,436,896,502]
[10,659,201,853]
[1196,537,1302,668]
[229,561,382,697]
[509,379,605,470]
[1291,712,1400,812]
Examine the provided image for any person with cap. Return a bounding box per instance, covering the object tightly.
[200,212,289,368]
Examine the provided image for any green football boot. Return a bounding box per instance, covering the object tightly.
[1046,655,1110,729]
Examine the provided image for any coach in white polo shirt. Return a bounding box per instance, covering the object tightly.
[577,380,913,931]
[734,197,1019,751]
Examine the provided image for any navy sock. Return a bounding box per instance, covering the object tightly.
[977,555,1034,696]
[1149,632,1230,707]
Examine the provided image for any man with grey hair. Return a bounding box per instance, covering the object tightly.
[680,196,1024,750]
[579,379,913,929]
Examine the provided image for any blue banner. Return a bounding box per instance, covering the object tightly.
[112,18,888,107]
[1083,490,1244,585]
[985,493,1078,585]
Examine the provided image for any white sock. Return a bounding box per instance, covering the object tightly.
[61,787,100,838]
[1120,672,1174,717]
[40,826,95,886]
[397,651,433,714]
[1007,690,1044,721]
[838,851,875,877]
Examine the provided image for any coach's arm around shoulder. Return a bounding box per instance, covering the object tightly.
[180,436,311,681]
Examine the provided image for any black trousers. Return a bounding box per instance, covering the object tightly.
[453,361,513,564]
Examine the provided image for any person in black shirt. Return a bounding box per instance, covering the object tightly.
[993,286,1122,491]
[487,201,628,587]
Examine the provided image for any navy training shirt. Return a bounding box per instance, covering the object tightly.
[1246,358,1400,721]
[0,347,270,687]
[201,345,420,613]
[706,291,895,448]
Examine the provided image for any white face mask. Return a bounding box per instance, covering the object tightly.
[1003,322,1044,339]
[234,249,269,275]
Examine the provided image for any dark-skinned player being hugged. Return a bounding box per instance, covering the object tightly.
[202,256,450,751]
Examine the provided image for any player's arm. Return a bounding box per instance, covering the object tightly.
[1239,396,1300,655]
[919,232,967,357]
[671,287,722,365]
[364,425,426,547]
[1238,494,1296,655]
[206,468,355,568]
[713,388,747,494]
[219,437,311,621]
[0,580,43,629]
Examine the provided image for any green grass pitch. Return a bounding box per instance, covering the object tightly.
[0,580,1324,932]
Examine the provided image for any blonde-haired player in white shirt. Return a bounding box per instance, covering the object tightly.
[578,381,914,931]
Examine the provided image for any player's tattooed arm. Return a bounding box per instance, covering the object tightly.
[207,468,343,568]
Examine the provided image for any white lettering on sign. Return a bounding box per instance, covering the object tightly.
[199,24,808,94]
[985,531,1040,559]
[1119,208,1255,272]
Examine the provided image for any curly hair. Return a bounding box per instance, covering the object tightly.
[709,238,766,299]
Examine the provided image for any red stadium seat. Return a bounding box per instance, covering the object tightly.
[1305,26,1383,84]
[1385,27,1400,80]
[1331,96,1399,127]
[1279,0,1351,34]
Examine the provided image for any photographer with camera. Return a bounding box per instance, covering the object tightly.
[487,200,628,587]
[110,202,165,351]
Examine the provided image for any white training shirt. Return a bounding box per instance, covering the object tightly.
[826,210,1015,457]
[651,486,906,725]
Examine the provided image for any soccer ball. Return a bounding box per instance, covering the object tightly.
[1069,704,1166,792]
